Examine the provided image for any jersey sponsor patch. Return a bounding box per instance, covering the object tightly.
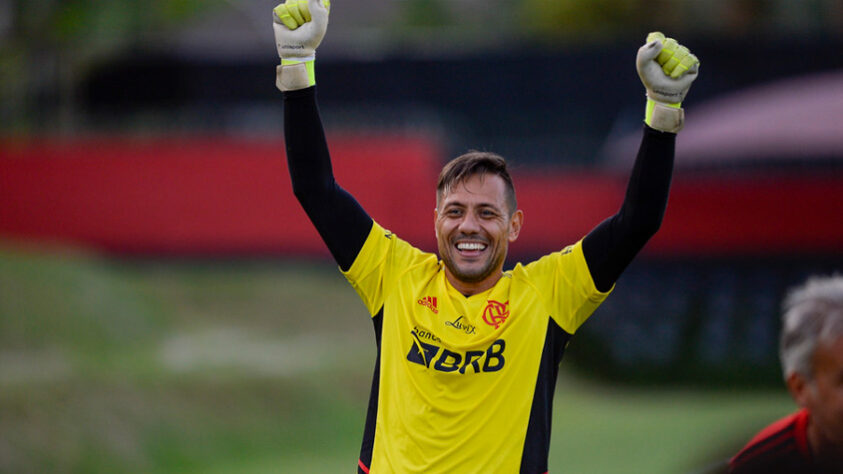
[445,315,476,335]
[407,328,505,374]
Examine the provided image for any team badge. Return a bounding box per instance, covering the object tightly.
[482,300,509,329]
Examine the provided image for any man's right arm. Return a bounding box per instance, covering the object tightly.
[284,87,372,271]
[276,0,372,271]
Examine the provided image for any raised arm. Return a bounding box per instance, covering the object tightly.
[274,0,372,270]
[582,33,699,292]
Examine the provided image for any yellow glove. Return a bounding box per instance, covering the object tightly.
[636,32,700,132]
[272,0,331,91]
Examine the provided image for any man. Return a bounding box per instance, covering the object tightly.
[729,275,843,473]
[273,1,699,472]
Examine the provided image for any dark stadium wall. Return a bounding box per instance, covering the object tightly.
[78,37,843,168]
[1,135,842,257]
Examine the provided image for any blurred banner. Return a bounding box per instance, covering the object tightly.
[3,134,841,257]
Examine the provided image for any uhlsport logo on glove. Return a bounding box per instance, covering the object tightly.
[273,0,330,90]
[636,31,700,132]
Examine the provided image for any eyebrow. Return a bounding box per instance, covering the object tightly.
[441,201,503,215]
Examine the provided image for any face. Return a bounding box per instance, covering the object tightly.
[435,173,522,292]
[790,335,843,451]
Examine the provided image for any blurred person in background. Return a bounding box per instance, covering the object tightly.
[273,0,698,472]
[729,275,843,473]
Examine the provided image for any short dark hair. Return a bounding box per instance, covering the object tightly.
[436,151,517,215]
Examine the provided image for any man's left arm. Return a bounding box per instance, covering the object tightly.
[582,32,699,292]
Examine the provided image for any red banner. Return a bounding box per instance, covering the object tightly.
[2,136,841,257]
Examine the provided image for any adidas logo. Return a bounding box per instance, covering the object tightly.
[417,296,439,314]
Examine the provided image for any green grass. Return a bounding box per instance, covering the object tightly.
[548,378,793,473]
[0,244,795,473]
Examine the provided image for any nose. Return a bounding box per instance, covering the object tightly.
[457,211,481,234]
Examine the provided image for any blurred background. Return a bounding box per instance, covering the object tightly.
[2,0,843,472]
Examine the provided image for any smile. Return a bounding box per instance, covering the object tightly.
[455,241,488,255]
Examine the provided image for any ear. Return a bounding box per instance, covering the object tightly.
[786,372,811,407]
[434,208,439,240]
[507,209,524,242]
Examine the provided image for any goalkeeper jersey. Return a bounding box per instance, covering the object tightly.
[345,221,610,473]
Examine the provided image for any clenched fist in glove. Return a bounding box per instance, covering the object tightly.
[273,0,330,91]
[636,32,700,133]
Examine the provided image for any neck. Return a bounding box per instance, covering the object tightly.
[444,268,502,297]
[807,416,843,470]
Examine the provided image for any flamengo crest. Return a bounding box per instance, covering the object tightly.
[482,300,509,329]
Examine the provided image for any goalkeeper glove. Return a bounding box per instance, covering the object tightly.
[636,32,699,133]
[273,0,330,91]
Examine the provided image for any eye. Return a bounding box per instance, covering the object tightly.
[479,209,497,218]
[445,208,463,217]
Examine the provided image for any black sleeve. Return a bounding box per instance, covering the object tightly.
[582,125,675,292]
[283,86,373,271]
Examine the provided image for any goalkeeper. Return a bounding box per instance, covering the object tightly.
[274,1,699,472]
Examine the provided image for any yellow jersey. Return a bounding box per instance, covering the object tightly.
[344,222,611,473]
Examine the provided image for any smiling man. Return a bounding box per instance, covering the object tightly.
[434,153,523,295]
[273,0,699,472]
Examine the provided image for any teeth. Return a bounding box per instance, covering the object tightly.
[457,242,486,251]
